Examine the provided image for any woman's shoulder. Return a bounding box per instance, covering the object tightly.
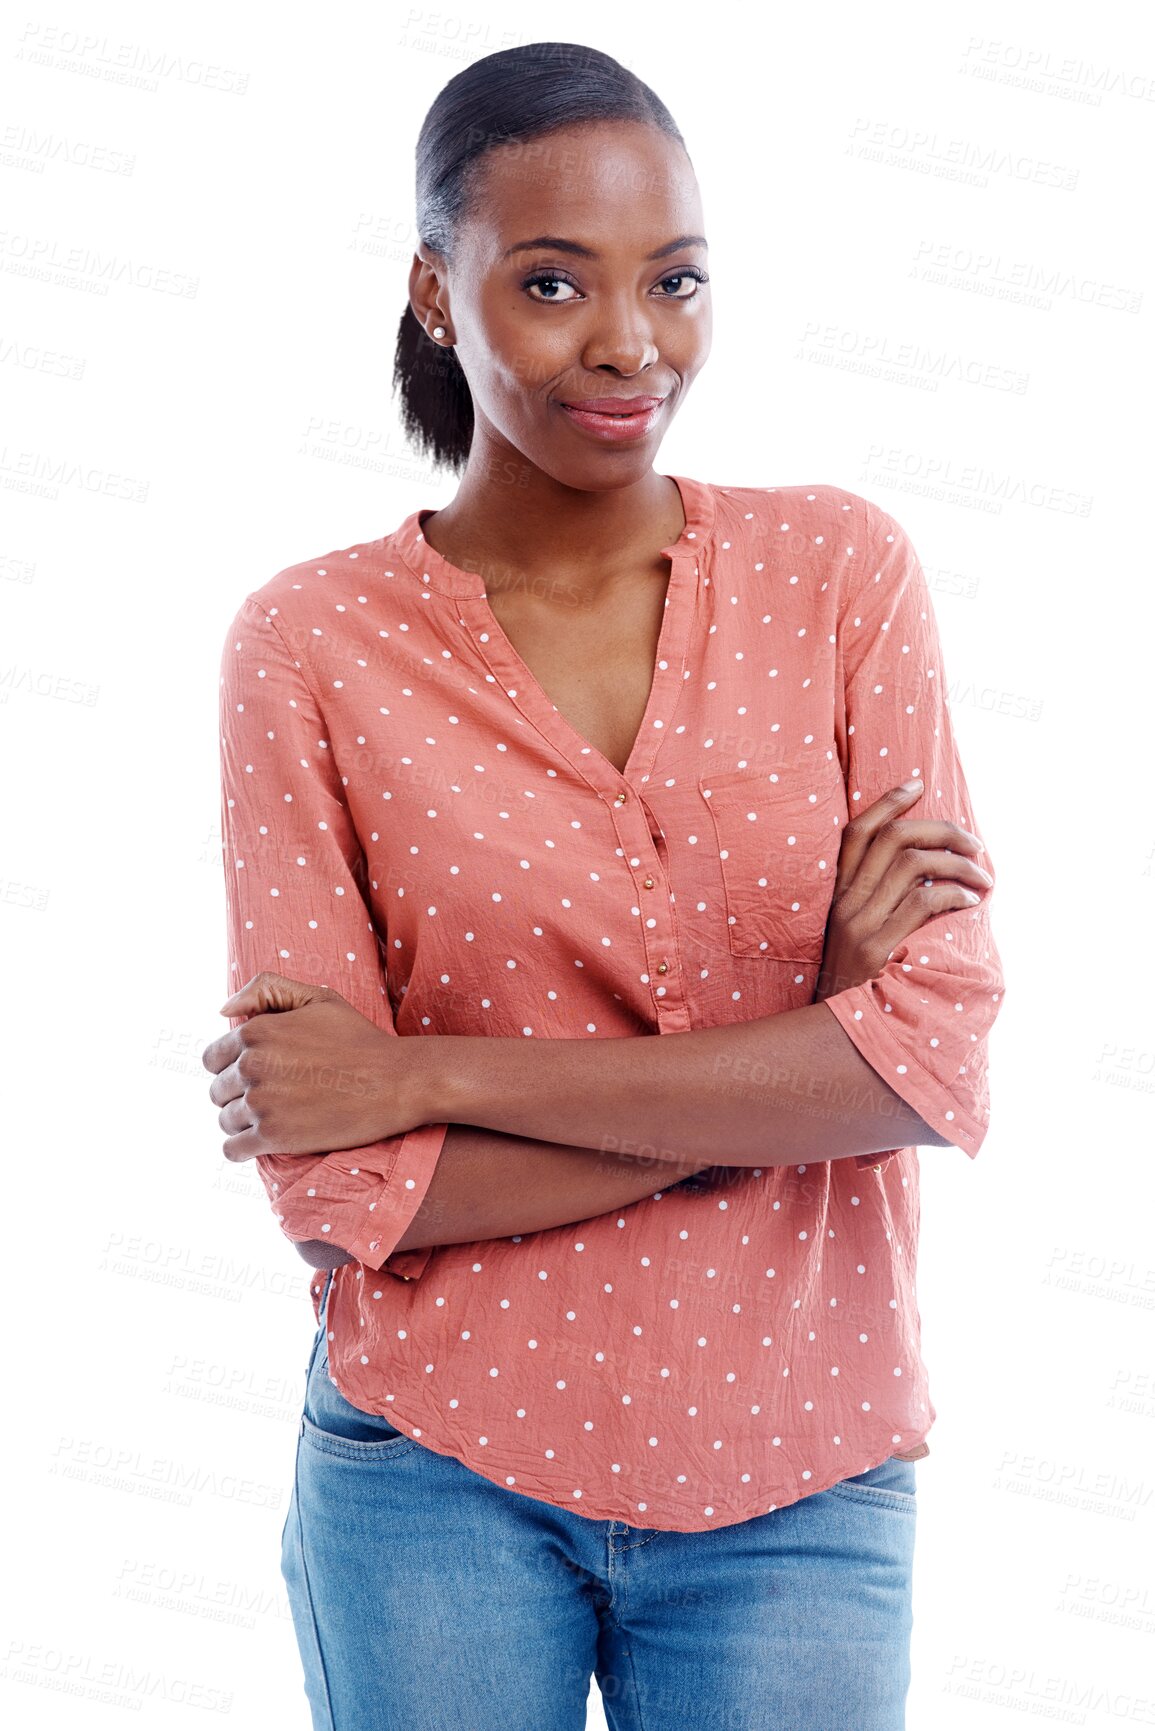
[702,476,879,539]
[694,477,912,614]
[222,526,407,635]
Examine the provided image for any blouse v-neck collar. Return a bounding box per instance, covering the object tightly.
[387,474,717,792]
[390,472,716,601]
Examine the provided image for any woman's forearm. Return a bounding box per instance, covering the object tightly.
[418,1000,949,1170]
[389,1123,721,1253]
[296,1122,721,1265]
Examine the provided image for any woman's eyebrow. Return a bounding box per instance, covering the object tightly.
[500,233,708,262]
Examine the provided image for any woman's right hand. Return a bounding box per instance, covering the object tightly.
[815,780,993,1002]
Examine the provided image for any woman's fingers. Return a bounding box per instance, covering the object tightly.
[217,1096,253,1138]
[846,839,992,941]
[837,781,985,891]
[219,970,329,1018]
[845,817,987,908]
[827,783,992,975]
[819,781,993,1002]
[220,1122,265,1164]
[862,877,990,970]
[833,782,926,888]
[853,841,993,922]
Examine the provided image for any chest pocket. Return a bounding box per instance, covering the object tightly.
[699,757,846,962]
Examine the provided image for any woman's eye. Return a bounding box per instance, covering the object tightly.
[657,270,709,299]
[523,273,580,303]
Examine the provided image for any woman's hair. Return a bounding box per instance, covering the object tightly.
[394,41,688,475]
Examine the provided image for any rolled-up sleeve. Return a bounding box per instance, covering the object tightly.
[217,593,449,1275]
[822,498,1007,1162]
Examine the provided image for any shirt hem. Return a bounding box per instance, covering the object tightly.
[320,1355,934,1531]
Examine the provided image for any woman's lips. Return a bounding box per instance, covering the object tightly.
[557,400,666,441]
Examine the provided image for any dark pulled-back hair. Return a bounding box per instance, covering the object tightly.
[393,41,687,475]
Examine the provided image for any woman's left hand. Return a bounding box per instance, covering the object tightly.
[202,971,425,1163]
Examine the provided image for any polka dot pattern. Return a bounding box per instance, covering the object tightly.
[216,475,1004,1531]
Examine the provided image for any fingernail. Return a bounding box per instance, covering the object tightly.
[901,778,923,792]
[961,890,980,904]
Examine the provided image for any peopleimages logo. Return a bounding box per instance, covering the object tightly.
[0,1637,235,1714]
[846,116,1079,190]
[911,238,1142,314]
[795,322,1029,395]
[14,22,250,95]
[859,445,1093,517]
[958,36,1155,105]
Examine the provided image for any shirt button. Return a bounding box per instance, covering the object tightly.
[656,960,669,975]
[642,876,655,889]
[614,791,627,806]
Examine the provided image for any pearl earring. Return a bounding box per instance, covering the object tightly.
[432,325,446,340]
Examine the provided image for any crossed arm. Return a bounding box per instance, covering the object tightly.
[293,999,950,1266]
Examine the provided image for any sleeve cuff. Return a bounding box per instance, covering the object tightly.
[820,990,988,1159]
[272,1120,451,1277]
[379,1245,437,1281]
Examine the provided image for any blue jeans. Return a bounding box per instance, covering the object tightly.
[281,1271,917,1730]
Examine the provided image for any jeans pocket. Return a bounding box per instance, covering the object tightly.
[301,1334,414,1459]
[825,1454,918,1511]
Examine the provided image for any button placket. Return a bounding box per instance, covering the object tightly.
[610,794,685,1020]
[404,479,711,1040]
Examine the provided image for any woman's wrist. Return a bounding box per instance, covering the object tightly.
[405,1032,476,1130]
[404,1030,616,1148]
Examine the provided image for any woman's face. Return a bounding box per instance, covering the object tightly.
[414,118,712,490]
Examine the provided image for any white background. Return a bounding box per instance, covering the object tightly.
[2,0,1152,1725]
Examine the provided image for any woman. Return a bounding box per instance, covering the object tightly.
[204,40,1004,1731]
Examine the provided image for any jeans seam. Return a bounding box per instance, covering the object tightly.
[617,1531,663,1554]
[826,1479,917,1511]
[614,1611,651,1731]
[289,1432,337,1730]
[602,1527,650,1731]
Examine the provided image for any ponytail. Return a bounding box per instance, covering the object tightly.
[393,303,473,476]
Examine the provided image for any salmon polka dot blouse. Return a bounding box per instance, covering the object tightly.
[216,474,1005,1531]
